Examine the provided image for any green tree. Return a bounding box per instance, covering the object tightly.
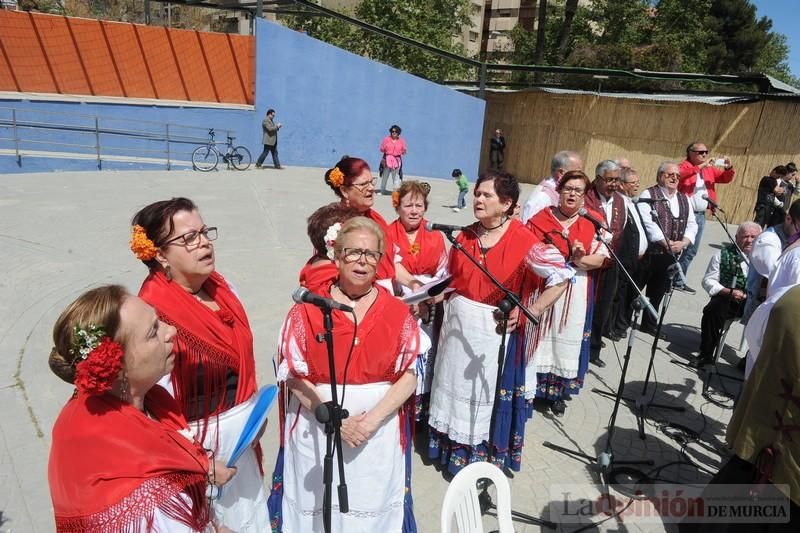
[283,0,474,82]
[706,0,772,73]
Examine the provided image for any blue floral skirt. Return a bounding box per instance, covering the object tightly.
[428,333,533,476]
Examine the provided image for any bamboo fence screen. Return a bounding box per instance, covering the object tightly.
[480,91,800,223]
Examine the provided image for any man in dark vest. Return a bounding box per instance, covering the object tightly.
[636,162,698,335]
[608,167,650,340]
[584,159,627,367]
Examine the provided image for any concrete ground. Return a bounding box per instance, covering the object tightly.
[0,167,746,532]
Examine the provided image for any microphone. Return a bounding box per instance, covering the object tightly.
[292,286,354,313]
[636,197,669,204]
[702,194,725,214]
[425,221,466,233]
[577,208,609,232]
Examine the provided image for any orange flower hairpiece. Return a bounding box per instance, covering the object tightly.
[392,190,400,209]
[329,167,345,188]
[130,224,157,261]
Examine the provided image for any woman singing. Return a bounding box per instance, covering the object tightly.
[131,198,268,531]
[269,217,420,532]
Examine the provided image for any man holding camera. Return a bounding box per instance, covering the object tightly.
[676,142,736,293]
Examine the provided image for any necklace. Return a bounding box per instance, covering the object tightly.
[335,284,374,304]
[479,217,508,233]
[557,207,578,220]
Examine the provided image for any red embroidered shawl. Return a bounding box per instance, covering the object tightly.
[387,218,447,276]
[49,386,209,532]
[138,271,257,437]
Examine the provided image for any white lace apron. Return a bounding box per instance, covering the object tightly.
[282,382,405,533]
[427,294,503,446]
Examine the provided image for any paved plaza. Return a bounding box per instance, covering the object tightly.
[0,167,746,532]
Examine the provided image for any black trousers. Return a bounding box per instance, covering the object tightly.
[256,143,280,168]
[489,149,504,169]
[699,294,745,360]
[610,255,649,335]
[590,264,618,358]
[642,253,677,331]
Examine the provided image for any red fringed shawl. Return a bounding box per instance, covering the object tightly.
[299,260,339,293]
[387,218,447,276]
[364,208,397,281]
[278,285,419,449]
[138,271,257,440]
[49,386,209,532]
[449,219,541,307]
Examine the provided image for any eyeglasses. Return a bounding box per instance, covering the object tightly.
[561,186,585,196]
[691,150,709,155]
[599,176,620,184]
[165,226,218,247]
[390,130,400,134]
[351,177,377,191]
[660,172,681,179]
[341,247,382,265]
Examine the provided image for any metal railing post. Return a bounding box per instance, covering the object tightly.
[165,124,171,170]
[95,117,101,169]
[12,109,20,166]
[479,63,487,100]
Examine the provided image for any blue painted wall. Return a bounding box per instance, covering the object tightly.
[0,18,484,179]
[253,19,485,180]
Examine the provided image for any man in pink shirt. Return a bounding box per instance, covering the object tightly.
[676,141,736,294]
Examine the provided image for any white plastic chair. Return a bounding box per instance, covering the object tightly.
[440,462,514,533]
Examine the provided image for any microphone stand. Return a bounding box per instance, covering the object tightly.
[545,221,655,486]
[315,306,349,533]
[440,229,555,530]
[623,206,686,440]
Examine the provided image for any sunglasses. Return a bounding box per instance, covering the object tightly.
[691,150,709,155]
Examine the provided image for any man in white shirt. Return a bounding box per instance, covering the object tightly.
[520,150,582,223]
[689,222,761,368]
[608,167,649,339]
[637,162,699,335]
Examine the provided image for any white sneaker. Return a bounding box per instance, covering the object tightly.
[452,207,461,212]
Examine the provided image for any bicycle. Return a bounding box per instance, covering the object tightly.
[192,129,252,171]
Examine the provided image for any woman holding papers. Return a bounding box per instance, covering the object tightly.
[525,171,607,416]
[387,180,448,419]
[324,156,422,294]
[47,285,237,532]
[270,217,421,532]
[427,170,572,475]
[130,198,268,532]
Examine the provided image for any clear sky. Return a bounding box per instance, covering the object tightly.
[752,0,799,78]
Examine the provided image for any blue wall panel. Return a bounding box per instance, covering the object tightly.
[0,19,484,180]
[254,20,485,180]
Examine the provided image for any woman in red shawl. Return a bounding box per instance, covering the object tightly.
[131,198,268,532]
[387,180,447,419]
[269,217,420,532]
[427,171,572,475]
[321,156,422,294]
[525,171,608,416]
[47,285,236,532]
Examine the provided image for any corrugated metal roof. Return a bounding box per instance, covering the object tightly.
[539,87,754,105]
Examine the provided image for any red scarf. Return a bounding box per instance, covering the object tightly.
[449,218,540,306]
[279,285,419,449]
[138,271,257,438]
[364,208,397,280]
[387,218,446,276]
[299,260,339,293]
[526,207,597,261]
[49,386,209,532]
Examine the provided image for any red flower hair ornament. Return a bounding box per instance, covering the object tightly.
[70,324,124,395]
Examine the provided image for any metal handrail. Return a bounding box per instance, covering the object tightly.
[0,105,237,170]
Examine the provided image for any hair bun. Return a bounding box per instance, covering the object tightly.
[49,347,76,384]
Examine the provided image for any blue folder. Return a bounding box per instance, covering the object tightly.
[226,384,279,467]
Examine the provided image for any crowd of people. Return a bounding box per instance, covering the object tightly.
[43,140,800,531]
